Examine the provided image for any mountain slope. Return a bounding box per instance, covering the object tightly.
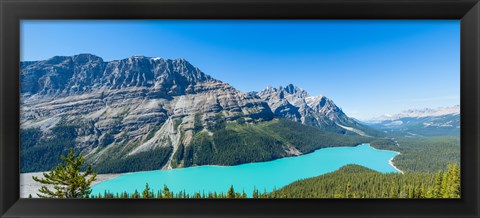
[20,54,373,173]
[94,119,369,173]
[255,84,381,137]
[20,54,277,172]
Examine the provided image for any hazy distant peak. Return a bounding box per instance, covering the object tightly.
[370,105,460,122]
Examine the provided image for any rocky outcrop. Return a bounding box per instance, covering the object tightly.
[20,54,274,168]
[256,84,371,136]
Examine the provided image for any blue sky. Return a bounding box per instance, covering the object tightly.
[21,20,460,120]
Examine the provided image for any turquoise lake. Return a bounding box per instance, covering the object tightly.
[91,143,400,196]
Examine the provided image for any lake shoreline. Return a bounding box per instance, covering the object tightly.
[20,172,123,198]
[21,143,403,197]
[367,144,404,174]
[89,143,401,197]
[388,155,405,174]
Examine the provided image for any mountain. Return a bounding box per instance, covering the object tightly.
[20,54,373,173]
[365,105,460,137]
[255,84,380,137]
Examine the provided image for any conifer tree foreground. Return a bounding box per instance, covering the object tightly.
[32,148,97,198]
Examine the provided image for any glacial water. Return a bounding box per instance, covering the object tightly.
[91,143,400,197]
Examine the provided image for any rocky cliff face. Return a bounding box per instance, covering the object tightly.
[20,54,274,169]
[20,54,374,172]
[21,54,218,99]
[255,84,372,136]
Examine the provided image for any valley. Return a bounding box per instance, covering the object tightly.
[19,54,460,199]
[20,54,379,173]
[89,143,400,198]
[365,105,460,137]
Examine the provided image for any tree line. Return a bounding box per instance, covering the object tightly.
[370,136,460,173]
[88,163,460,199]
[30,127,461,199]
[172,119,370,168]
[32,149,459,199]
[88,184,259,199]
[271,164,460,198]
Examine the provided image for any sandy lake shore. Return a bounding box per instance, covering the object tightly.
[389,156,405,174]
[367,144,404,174]
[20,172,123,198]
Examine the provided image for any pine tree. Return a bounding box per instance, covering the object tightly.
[419,184,426,198]
[252,187,259,198]
[227,185,235,198]
[450,164,461,198]
[433,170,443,198]
[425,187,434,198]
[32,148,97,198]
[163,185,171,198]
[441,168,450,198]
[399,188,407,198]
[132,190,140,199]
[390,182,399,198]
[142,183,153,198]
[442,164,460,198]
[408,185,415,198]
[103,190,109,199]
[270,187,277,198]
[345,182,353,198]
[261,188,268,198]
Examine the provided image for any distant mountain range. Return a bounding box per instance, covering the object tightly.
[20,54,379,173]
[364,105,460,137]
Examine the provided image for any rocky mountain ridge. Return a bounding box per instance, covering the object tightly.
[255,84,376,137]
[20,54,376,173]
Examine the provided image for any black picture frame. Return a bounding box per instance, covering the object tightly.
[1,0,479,217]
